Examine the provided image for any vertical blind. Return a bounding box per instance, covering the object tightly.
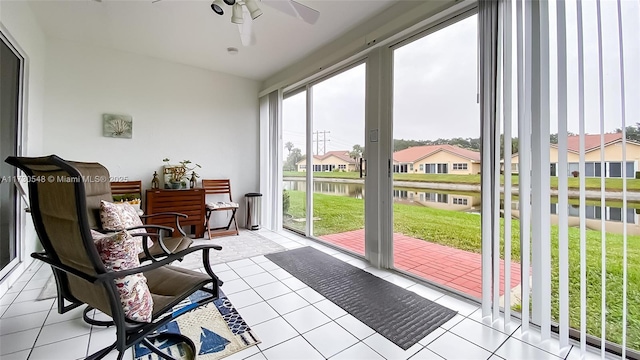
[481,0,639,358]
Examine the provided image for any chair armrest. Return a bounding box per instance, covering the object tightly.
[31,252,98,283]
[124,226,177,261]
[126,224,174,236]
[140,212,188,219]
[34,243,224,289]
[140,212,188,237]
[121,230,181,262]
[139,231,173,262]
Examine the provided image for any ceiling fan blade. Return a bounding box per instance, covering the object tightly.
[261,0,319,24]
[260,0,297,18]
[238,8,257,46]
[289,0,319,24]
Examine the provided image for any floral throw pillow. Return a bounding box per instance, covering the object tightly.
[93,230,154,323]
[100,200,152,254]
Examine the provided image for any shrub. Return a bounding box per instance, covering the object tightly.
[283,190,290,214]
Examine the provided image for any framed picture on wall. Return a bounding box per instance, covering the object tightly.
[103,113,133,138]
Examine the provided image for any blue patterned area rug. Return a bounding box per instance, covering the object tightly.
[133,289,260,360]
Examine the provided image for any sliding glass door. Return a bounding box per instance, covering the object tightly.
[310,64,366,255]
[273,0,640,356]
[0,32,23,279]
[282,90,307,234]
[281,63,367,256]
[390,13,486,299]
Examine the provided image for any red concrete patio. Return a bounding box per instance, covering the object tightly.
[319,229,522,299]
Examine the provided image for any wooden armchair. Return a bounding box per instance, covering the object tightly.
[202,179,239,239]
[110,180,143,214]
[110,180,142,202]
[110,180,142,196]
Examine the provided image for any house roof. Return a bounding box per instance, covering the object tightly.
[297,150,357,165]
[563,133,623,153]
[316,151,357,163]
[393,145,481,163]
[502,133,636,161]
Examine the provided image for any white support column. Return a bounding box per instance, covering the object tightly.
[479,0,499,318]
[365,47,392,269]
[261,91,284,232]
[259,95,271,229]
[271,91,284,232]
[379,47,394,269]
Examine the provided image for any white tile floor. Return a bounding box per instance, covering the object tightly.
[0,229,600,360]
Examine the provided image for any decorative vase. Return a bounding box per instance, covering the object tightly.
[151,171,160,189]
[170,181,181,189]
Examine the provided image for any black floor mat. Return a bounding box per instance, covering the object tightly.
[266,247,457,350]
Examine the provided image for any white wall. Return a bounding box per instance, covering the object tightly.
[260,0,461,94]
[0,1,47,292]
[43,39,260,224]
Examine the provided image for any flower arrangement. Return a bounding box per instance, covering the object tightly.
[163,158,201,184]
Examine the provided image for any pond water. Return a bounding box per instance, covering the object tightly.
[283,180,640,228]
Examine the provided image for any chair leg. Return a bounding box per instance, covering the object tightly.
[85,341,117,360]
[83,305,114,327]
[224,209,239,235]
[232,208,239,235]
[205,209,212,240]
[140,332,197,360]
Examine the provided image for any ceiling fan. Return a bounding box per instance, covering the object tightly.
[210,0,320,47]
[139,0,319,46]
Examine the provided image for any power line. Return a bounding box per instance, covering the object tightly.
[313,130,330,155]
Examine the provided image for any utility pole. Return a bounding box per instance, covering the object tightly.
[313,130,330,155]
[313,131,319,155]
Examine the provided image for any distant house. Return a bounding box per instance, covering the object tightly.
[509,133,640,178]
[392,145,481,174]
[296,150,358,172]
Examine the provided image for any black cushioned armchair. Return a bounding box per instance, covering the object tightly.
[6,155,223,360]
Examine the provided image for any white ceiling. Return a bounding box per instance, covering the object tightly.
[26,0,397,80]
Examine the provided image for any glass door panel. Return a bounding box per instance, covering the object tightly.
[0,36,21,276]
[282,91,307,234]
[392,15,487,298]
[310,64,366,255]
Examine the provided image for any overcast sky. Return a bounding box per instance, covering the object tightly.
[282,1,639,157]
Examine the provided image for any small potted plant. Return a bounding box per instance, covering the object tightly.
[163,158,201,189]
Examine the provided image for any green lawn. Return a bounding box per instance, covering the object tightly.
[284,190,640,351]
[283,171,640,191]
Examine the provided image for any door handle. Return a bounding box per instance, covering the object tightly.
[359,158,366,178]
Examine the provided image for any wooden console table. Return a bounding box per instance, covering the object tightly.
[145,188,205,238]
